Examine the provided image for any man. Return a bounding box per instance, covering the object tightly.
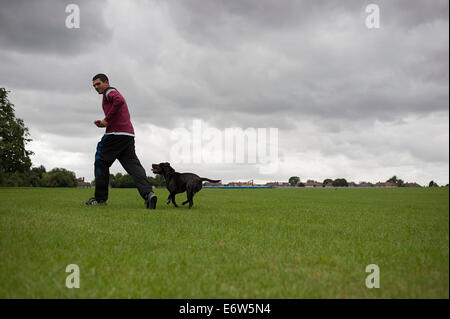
[85,73,157,209]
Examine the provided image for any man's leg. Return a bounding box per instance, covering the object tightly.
[93,135,128,202]
[93,135,112,201]
[118,138,155,200]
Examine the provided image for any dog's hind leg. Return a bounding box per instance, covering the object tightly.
[185,189,194,209]
[182,189,190,206]
[188,195,194,209]
[166,194,171,205]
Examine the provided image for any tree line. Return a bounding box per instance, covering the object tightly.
[0,164,166,188]
[288,175,446,187]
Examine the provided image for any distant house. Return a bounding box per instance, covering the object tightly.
[304,181,322,188]
[358,182,373,187]
[325,182,334,188]
[264,182,278,187]
[386,182,398,187]
[77,177,91,188]
[203,181,223,187]
[404,182,422,187]
[374,182,398,187]
[264,182,290,187]
[227,181,245,187]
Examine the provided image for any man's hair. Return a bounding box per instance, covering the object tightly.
[92,73,109,82]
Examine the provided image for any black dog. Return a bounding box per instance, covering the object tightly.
[151,162,220,208]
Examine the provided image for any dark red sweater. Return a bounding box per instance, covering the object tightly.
[102,87,135,135]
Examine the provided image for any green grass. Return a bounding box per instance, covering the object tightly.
[0,187,448,298]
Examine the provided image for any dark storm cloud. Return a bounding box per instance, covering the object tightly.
[150,0,449,130]
[167,0,449,43]
[0,0,111,55]
[379,0,449,28]
[9,88,101,138]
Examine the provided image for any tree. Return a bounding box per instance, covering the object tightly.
[387,175,404,187]
[332,178,348,187]
[322,178,333,186]
[0,165,46,187]
[148,174,166,187]
[109,173,116,187]
[0,88,33,174]
[31,165,46,179]
[429,180,439,187]
[113,172,123,187]
[387,175,398,183]
[288,176,300,186]
[41,168,77,187]
[2,171,22,186]
[115,174,136,188]
[26,165,47,187]
[28,169,42,186]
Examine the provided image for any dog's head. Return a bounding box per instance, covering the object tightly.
[151,162,175,176]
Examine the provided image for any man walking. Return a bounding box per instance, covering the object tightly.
[85,73,157,209]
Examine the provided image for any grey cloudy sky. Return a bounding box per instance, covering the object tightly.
[0,0,448,185]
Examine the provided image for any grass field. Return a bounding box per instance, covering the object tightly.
[0,187,448,298]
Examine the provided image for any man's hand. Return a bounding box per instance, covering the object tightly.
[94,120,108,127]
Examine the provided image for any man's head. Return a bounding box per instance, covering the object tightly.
[92,73,109,94]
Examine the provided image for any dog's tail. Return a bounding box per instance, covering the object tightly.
[200,178,221,183]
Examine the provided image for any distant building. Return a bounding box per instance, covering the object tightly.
[374,182,398,187]
[304,181,322,188]
[227,181,245,187]
[77,177,91,188]
[264,182,277,187]
[203,181,223,187]
[264,182,290,187]
[358,182,373,187]
[404,182,422,187]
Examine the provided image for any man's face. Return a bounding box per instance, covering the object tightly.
[93,79,109,94]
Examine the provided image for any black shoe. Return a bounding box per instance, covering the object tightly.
[85,197,107,206]
[145,192,157,209]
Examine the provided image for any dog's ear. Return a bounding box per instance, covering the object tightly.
[164,162,170,166]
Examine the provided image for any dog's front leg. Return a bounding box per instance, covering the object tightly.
[168,192,179,207]
[166,194,171,205]
[171,193,179,207]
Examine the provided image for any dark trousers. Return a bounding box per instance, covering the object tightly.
[94,134,153,201]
